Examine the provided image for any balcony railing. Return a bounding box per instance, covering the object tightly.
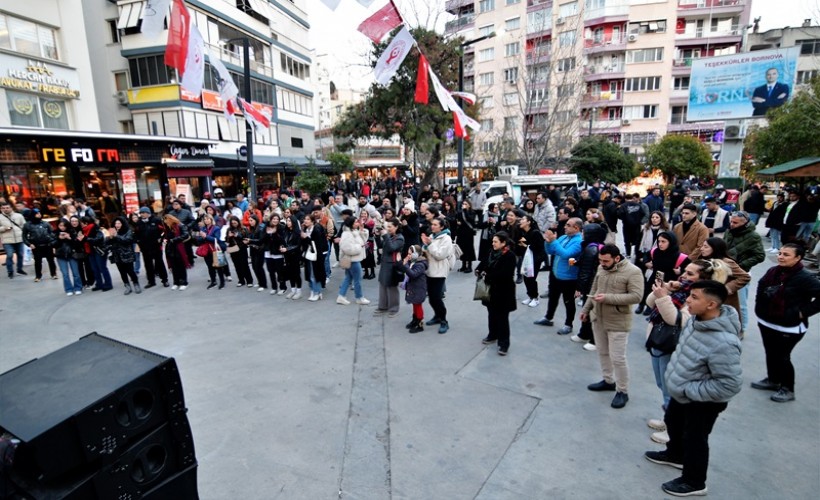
[676,25,742,39]
[589,119,623,130]
[528,0,553,7]
[584,2,630,21]
[584,33,627,49]
[585,63,626,76]
[673,58,695,67]
[445,14,475,34]
[677,0,745,10]
[445,0,474,13]
[206,42,274,78]
[582,91,623,104]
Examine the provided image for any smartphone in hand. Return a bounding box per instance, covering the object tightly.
[655,271,665,284]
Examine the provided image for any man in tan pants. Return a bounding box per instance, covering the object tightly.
[580,244,644,409]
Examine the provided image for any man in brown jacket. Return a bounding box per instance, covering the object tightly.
[581,244,644,409]
[673,203,709,260]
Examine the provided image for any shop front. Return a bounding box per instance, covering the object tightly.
[0,129,213,217]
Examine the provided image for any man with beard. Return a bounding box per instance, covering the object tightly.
[355,195,382,221]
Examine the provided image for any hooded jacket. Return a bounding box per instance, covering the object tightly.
[23,217,55,247]
[581,257,644,332]
[664,305,743,404]
[576,224,607,295]
[424,229,454,278]
[724,221,765,272]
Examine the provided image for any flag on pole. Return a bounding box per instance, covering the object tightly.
[208,51,240,123]
[427,67,454,112]
[357,1,403,43]
[141,0,171,38]
[180,24,205,95]
[319,0,341,9]
[240,98,271,134]
[451,91,477,106]
[414,54,429,104]
[165,0,190,72]
[373,25,415,86]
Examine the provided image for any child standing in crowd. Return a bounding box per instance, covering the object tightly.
[397,245,428,333]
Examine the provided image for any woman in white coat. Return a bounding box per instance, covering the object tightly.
[336,217,371,305]
[421,217,455,334]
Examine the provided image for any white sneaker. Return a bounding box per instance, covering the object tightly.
[259,287,266,292]
[67,292,74,297]
[285,290,295,299]
[74,290,82,295]
[277,289,286,295]
[171,285,179,290]
[651,430,670,444]
[570,334,585,343]
[647,419,667,431]
[336,296,351,305]
[227,276,233,282]
[270,289,277,294]
[292,291,302,300]
[308,292,320,302]
[332,262,339,268]
[583,342,597,352]
[179,285,188,291]
[325,278,331,285]
[528,298,540,308]
[356,297,371,305]
[522,298,533,305]
[247,283,254,288]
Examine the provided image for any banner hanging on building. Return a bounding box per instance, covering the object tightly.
[688,47,800,121]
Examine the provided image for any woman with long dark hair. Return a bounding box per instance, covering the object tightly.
[518,214,546,307]
[246,215,268,292]
[752,243,820,402]
[107,216,141,295]
[198,213,226,289]
[263,214,288,295]
[162,214,190,290]
[53,218,83,296]
[281,214,303,299]
[69,215,94,289]
[475,230,517,356]
[699,237,750,332]
[77,216,113,291]
[375,218,405,316]
[477,203,499,264]
[360,210,377,280]
[636,231,690,315]
[300,214,328,301]
[336,216,370,306]
[455,200,477,273]
[225,216,254,287]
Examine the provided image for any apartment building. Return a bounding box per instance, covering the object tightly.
[445,0,753,169]
[747,21,820,88]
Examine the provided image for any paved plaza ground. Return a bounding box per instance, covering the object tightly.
[1,230,818,499]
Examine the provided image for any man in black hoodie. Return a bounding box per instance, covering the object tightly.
[618,194,648,259]
[135,206,169,288]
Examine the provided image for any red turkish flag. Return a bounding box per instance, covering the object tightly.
[164,0,190,72]
[414,54,429,104]
[357,1,403,43]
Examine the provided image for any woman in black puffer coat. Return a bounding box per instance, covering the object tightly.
[108,216,140,295]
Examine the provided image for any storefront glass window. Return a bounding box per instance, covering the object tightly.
[0,165,73,213]
[41,99,69,129]
[7,91,70,129]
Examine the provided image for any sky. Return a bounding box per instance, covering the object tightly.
[307,0,819,90]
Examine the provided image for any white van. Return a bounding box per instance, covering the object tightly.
[480,165,578,211]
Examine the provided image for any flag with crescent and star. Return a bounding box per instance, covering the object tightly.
[357,1,403,43]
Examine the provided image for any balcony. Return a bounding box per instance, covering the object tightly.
[588,119,623,131]
[528,0,553,7]
[667,120,724,133]
[581,91,623,108]
[445,0,474,14]
[445,14,475,35]
[526,49,552,65]
[583,33,627,54]
[677,0,746,16]
[672,58,695,75]
[584,2,630,25]
[463,61,475,77]
[670,89,690,104]
[676,25,743,45]
[206,42,274,78]
[584,63,626,81]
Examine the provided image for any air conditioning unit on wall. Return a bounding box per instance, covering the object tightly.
[114,91,129,106]
[627,33,639,42]
[724,124,746,140]
[556,18,565,25]
[621,119,631,126]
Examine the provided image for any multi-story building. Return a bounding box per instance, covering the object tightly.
[445,0,754,170]
[747,20,820,88]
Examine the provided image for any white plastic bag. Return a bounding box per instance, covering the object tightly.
[522,247,535,278]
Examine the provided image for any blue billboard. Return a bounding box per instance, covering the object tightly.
[688,47,800,121]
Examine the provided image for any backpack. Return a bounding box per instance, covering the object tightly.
[650,248,688,268]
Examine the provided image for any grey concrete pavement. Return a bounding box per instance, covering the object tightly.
[1,237,818,499]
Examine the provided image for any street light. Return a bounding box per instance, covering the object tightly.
[221,37,256,200]
[457,31,497,194]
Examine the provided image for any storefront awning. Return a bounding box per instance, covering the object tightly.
[163,158,213,178]
[211,153,331,173]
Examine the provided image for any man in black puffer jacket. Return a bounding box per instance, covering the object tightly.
[135,207,169,288]
[22,208,56,281]
[570,223,608,350]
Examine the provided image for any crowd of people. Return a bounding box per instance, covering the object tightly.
[2,177,820,497]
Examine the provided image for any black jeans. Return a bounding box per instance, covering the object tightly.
[142,249,168,284]
[205,257,226,285]
[169,255,188,286]
[427,276,447,322]
[265,257,287,291]
[115,261,139,285]
[486,307,510,350]
[759,324,805,391]
[664,399,728,489]
[250,251,267,288]
[577,295,594,343]
[77,257,94,286]
[229,248,254,285]
[545,273,577,327]
[623,226,641,257]
[523,254,545,299]
[32,245,56,279]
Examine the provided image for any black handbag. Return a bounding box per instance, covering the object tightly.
[645,310,682,356]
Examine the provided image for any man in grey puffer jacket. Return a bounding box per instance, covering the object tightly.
[645,280,742,497]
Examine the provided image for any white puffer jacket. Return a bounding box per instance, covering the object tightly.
[425,230,454,278]
[339,226,367,262]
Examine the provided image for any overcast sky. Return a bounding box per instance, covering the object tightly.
[307,0,819,89]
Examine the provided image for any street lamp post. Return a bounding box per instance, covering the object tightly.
[457,32,496,195]
[222,38,255,200]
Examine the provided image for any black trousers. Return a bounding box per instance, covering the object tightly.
[169,256,188,286]
[486,307,510,350]
[205,257,226,285]
[115,261,139,285]
[142,249,168,284]
[545,273,577,327]
[576,294,594,343]
[623,226,641,257]
[265,258,287,291]
[427,276,447,321]
[664,399,728,489]
[759,324,805,391]
[229,248,254,285]
[523,254,546,299]
[32,246,56,279]
[77,257,94,286]
[250,251,267,288]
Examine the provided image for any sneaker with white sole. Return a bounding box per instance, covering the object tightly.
[522,297,533,305]
[662,477,707,497]
[285,290,295,299]
[528,298,540,308]
[651,430,670,444]
[74,291,82,295]
[171,285,179,290]
[336,296,351,305]
[647,419,666,431]
[258,287,265,292]
[644,450,683,470]
[556,325,572,335]
[179,285,188,291]
[332,262,339,268]
[570,334,585,343]
[356,297,371,305]
[277,289,286,295]
[66,292,74,297]
[292,291,302,300]
[583,342,597,352]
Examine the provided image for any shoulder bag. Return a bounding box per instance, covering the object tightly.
[473,277,491,302]
[645,310,682,356]
[304,240,318,261]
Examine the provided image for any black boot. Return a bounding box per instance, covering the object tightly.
[408,318,424,334]
[406,316,416,329]
[466,263,473,273]
[634,304,645,314]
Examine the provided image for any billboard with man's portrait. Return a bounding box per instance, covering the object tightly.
[688,47,800,121]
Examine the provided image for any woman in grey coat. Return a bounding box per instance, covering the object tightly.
[374,218,405,317]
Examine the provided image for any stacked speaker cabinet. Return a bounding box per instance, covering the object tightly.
[0,333,198,499]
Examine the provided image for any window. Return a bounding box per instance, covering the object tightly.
[797,70,818,84]
[280,54,310,80]
[505,42,520,57]
[1,14,60,60]
[670,106,687,124]
[527,9,552,34]
[558,1,578,18]
[625,76,661,92]
[623,104,658,119]
[532,64,550,82]
[621,132,657,146]
[114,72,129,91]
[503,92,518,105]
[479,24,494,37]
[799,39,820,55]
[128,55,174,87]
[478,48,495,62]
[557,84,575,97]
[108,20,121,43]
[628,19,667,34]
[557,57,576,72]
[504,116,518,129]
[528,89,548,106]
[585,0,606,8]
[504,67,519,83]
[480,119,494,131]
[479,72,494,86]
[7,90,69,129]
[559,30,576,47]
[555,110,573,123]
[479,96,494,108]
[479,0,495,13]
[506,0,521,4]
[626,47,664,64]
[505,17,521,31]
[291,137,304,149]
[276,89,311,115]
[481,141,495,153]
[673,77,690,91]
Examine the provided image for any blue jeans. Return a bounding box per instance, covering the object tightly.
[797,222,814,241]
[770,229,782,250]
[57,258,83,293]
[338,261,363,299]
[651,351,672,409]
[306,263,322,294]
[3,242,24,274]
[324,247,332,277]
[133,243,141,274]
[89,252,113,290]
[748,213,761,225]
[738,286,749,332]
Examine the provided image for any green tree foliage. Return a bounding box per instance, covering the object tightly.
[326,152,355,175]
[294,160,329,197]
[746,77,820,171]
[332,27,465,185]
[570,136,638,184]
[644,134,713,182]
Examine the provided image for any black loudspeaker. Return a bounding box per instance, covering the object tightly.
[0,333,190,485]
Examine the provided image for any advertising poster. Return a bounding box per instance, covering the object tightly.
[121,169,140,215]
[688,47,800,121]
